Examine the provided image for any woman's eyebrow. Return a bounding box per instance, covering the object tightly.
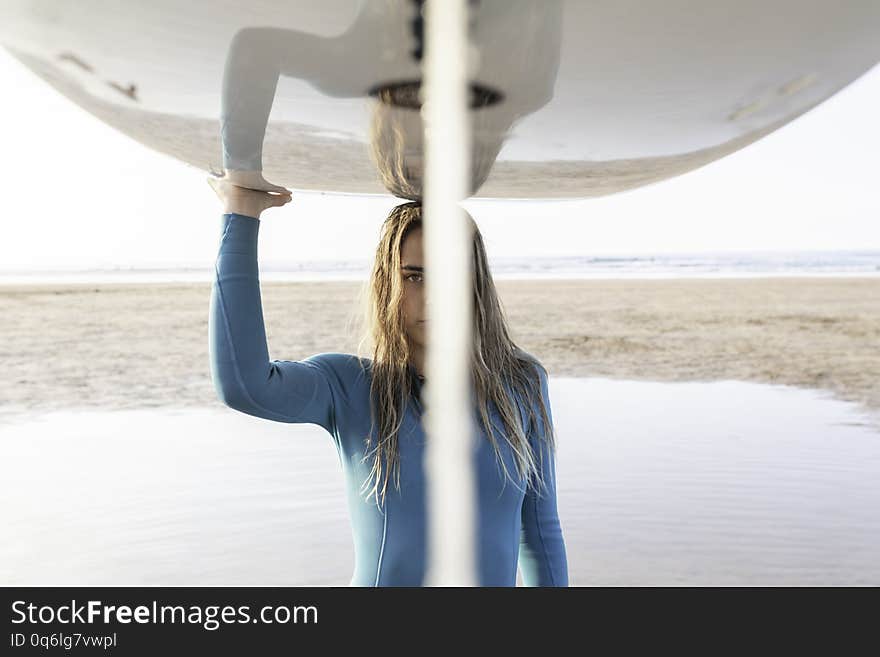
[401,265,424,272]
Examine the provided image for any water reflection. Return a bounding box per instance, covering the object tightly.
[2,378,878,585]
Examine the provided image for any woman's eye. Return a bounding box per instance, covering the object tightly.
[406,273,423,283]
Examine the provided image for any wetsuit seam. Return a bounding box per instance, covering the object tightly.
[374,508,388,587]
[512,490,520,585]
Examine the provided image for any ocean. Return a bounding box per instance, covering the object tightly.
[1,250,878,284]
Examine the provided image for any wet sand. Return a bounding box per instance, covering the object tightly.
[1,277,878,421]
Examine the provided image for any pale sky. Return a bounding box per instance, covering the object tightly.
[0,48,877,271]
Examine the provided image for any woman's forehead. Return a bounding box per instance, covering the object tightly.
[400,228,424,260]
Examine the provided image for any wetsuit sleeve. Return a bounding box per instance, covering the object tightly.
[518,367,569,586]
[209,212,337,436]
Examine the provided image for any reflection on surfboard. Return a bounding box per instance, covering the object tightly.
[1,0,877,197]
[218,3,562,197]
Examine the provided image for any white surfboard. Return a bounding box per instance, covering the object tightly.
[1,0,878,199]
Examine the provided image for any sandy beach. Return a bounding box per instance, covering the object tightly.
[2,276,880,586]
[1,277,879,420]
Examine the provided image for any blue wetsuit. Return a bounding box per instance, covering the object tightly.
[209,213,568,586]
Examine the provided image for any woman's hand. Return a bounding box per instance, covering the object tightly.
[207,174,292,219]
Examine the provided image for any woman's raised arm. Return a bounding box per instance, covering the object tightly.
[207,177,341,436]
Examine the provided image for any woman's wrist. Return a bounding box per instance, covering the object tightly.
[223,200,262,220]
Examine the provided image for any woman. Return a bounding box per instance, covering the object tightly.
[207,176,568,587]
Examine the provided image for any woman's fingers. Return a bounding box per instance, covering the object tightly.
[206,175,223,199]
[269,191,293,208]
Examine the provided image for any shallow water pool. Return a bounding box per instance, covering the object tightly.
[1,378,878,585]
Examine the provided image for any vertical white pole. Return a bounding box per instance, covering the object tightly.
[421,0,476,586]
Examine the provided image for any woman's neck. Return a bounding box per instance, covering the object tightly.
[410,343,425,378]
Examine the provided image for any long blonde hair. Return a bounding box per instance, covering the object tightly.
[356,201,555,507]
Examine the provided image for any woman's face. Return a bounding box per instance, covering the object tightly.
[399,227,426,349]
